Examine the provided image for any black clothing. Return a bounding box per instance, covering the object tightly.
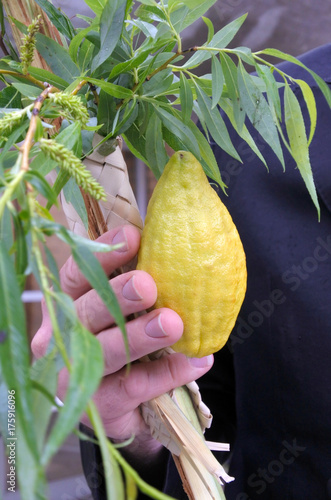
[81,44,331,499]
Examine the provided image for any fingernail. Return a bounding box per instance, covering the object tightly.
[123,276,143,301]
[145,314,168,338]
[112,228,128,252]
[189,355,213,368]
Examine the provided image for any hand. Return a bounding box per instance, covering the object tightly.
[32,225,214,457]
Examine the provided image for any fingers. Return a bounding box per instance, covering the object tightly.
[32,226,143,358]
[60,225,141,300]
[83,351,214,439]
[98,308,184,375]
[76,270,157,334]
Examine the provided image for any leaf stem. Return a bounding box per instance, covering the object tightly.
[0,69,45,88]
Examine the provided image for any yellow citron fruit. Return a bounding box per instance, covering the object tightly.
[137,151,247,358]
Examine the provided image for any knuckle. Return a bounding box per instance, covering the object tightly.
[31,331,47,358]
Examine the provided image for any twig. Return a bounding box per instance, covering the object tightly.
[19,84,56,173]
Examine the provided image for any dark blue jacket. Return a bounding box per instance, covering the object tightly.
[81,43,331,500]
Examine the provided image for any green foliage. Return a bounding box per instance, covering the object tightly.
[0,0,330,498]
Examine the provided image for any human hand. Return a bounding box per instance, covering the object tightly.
[32,225,214,457]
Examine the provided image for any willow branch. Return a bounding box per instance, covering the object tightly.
[19,84,56,173]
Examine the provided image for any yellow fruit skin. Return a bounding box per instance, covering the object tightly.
[137,151,247,358]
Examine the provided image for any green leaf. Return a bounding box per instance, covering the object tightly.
[91,0,127,72]
[237,60,285,168]
[162,111,225,189]
[154,105,200,158]
[195,83,241,161]
[83,0,107,15]
[34,0,76,40]
[219,97,268,169]
[255,63,282,120]
[11,82,41,99]
[109,48,151,80]
[0,86,22,108]
[26,171,58,208]
[42,320,104,465]
[97,89,117,136]
[88,403,126,500]
[88,77,133,98]
[28,67,69,91]
[202,15,214,43]
[179,72,193,123]
[145,112,169,178]
[142,69,174,97]
[171,0,218,32]
[294,78,317,145]
[219,51,245,132]
[63,176,89,230]
[11,209,28,280]
[36,33,80,82]
[211,54,224,108]
[123,124,148,164]
[259,48,331,108]
[0,242,38,460]
[68,27,89,65]
[284,82,320,218]
[30,351,57,453]
[179,14,247,69]
[53,230,127,342]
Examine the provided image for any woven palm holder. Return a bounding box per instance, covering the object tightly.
[60,134,233,499]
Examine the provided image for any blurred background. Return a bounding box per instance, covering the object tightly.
[1,0,330,498]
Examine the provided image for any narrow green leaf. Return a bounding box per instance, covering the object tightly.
[36,33,80,82]
[211,54,224,108]
[88,403,126,500]
[11,82,41,99]
[259,47,331,108]
[88,77,133,98]
[34,0,76,40]
[53,232,127,340]
[142,69,174,97]
[91,0,127,72]
[202,16,214,43]
[154,105,200,158]
[123,123,148,164]
[255,63,282,120]
[0,242,38,459]
[83,0,107,15]
[284,83,320,218]
[42,321,104,465]
[30,351,57,453]
[69,24,95,64]
[179,72,193,123]
[294,78,317,145]
[145,113,169,178]
[171,0,218,32]
[26,171,58,207]
[219,97,268,169]
[162,111,225,189]
[219,51,245,132]
[179,14,247,69]
[237,60,285,168]
[195,83,241,161]
[11,210,28,280]
[97,90,117,136]
[0,86,22,108]
[109,48,151,80]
